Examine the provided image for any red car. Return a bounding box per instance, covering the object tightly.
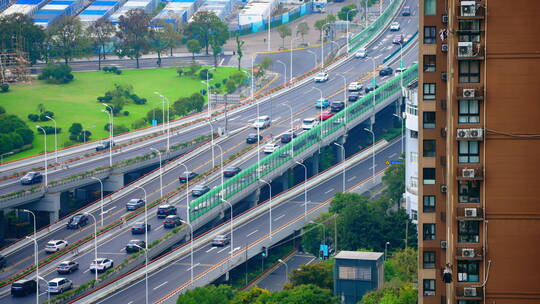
[319,111,335,121]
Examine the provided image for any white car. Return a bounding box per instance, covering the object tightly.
[47,278,73,294]
[89,258,114,273]
[302,117,320,130]
[354,48,367,58]
[348,82,362,92]
[314,72,329,82]
[390,21,400,31]
[395,67,407,74]
[252,115,271,129]
[263,143,279,154]
[45,240,69,253]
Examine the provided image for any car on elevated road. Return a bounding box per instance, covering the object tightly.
[131,222,151,234]
[302,117,319,130]
[379,66,393,76]
[392,34,404,44]
[354,48,367,58]
[331,101,345,112]
[223,167,242,177]
[157,205,177,218]
[191,184,210,197]
[66,213,89,229]
[402,6,412,16]
[263,143,279,154]
[95,140,114,151]
[348,82,362,92]
[57,260,79,274]
[253,115,271,129]
[10,279,37,297]
[163,215,182,228]
[348,91,361,102]
[246,133,263,144]
[89,258,113,273]
[125,240,146,253]
[47,277,73,294]
[126,198,145,211]
[20,171,42,185]
[211,235,230,246]
[319,111,335,121]
[390,21,400,31]
[313,72,329,82]
[45,240,69,253]
[179,171,198,183]
[315,98,330,108]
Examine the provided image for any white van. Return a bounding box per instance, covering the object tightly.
[302,117,320,130]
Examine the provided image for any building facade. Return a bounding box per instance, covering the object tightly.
[418,1,540,304]
[404,84,419,224]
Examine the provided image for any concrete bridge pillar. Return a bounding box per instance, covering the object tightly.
[30,192,61,223]
[103,172,124,192]
[305,153,319,177]
[240,188,261,209]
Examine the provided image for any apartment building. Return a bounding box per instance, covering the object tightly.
[418,1,540,304]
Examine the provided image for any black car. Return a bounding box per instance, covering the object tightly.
[163,215,182,228]
[348,91,360,102]
[280,131,297,144]
[331,101,345,112]
[96,141,114,151]
[246,133,263,144]
[131,222,151,234]
[125,240,146,253]
[11,279,37,296]
[191,185,210,197]
[179,171,197,183]
[20,171,43,185]
[364,84,379,94]
[379,66,393,76]
[66,214,89,229]
[157,205,177,218]
[223,167,242,177]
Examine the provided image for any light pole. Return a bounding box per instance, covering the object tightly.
[90,177,104,226]
[267,13,271,51]
[178,163,190,222]
[35,126,48,186]
[294,160,308,220]
[277,259,288,284]
[180,220,194,287]
[365,0,369,27]
[346,8,358,53]
[214,143,225,194]
[307,50,318,68]
[259,179,272,239]
[206,67,217,120]
[290,27,301,83]
[220,198,234,270]
[334,73,348,125]
[150,148,163,199]
[367,56,377,120]
[134,186,148,297]
[309,86,324,145]
[1,151,14,164]
[398,41,404,89]
[384,241,390,261]
[330,40,340,57]
[37,276,50,304]
[206,121,215,168]
[132,244,148,304]
[276,59,287,87]
[253,55,261,177]
[334,142,346,193]
[281,103,294,156]
[393,113,405,155]
[24,233,38,304]
[154,92,171,151]
[309,220,325,245]
[45,116,58,162]
[321,23,333,70]
[85,212,100,283]
[82,126,95,143]
[364,127,375,184]
[101,107,113,167]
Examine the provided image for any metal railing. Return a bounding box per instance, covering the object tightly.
[189,63,419,221]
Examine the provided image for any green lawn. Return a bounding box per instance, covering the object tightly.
[1,66,241,162]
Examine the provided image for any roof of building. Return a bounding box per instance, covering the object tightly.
[335,251,384,261]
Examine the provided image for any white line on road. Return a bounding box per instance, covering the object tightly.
[229,116,241,121]
[274,116,282,122]
[389,153,397,158]
[217,246,230,254]
[127,301,133,304]
[294,118,301,123]
[83,269,90,274]
[386,46,393,50]
[103,206,116,214]
[369,164,379,169]
[324,188,335,194]
[187,263,200,271]
[373,45,380,50]
[155,225,164,231]
[246,230,258,237]
[374,54,383,60]
[232,246,241,253]
[206,246,217,253]
[347,176,357,182]
[153,281,168,290]
[273,214,285,222]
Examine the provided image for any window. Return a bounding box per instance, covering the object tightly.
[423,223,436,240]
[423,251,436,269]
[423,55,436,72]
[424,26,436,44]
[459,60,480,83]
[459,181,480,203]
[458,100,480,124]
[410,152,418,163]
[458,261,480,282]
[338,266,371,280]
[423,168,436,185]
[458,141,480,163]
[423,83,436,100]
[410,177,418,189]
[423,112,436,129]
[410,130,418,139]
[459,20,481,42]
[423,279,436,296]
[411,210,418,221]
[423,195,436,213]
[423,140,436,157]
[458,221,480,243]
[424,0,436,15]
[407,103,418,116]
[459,301,481,304]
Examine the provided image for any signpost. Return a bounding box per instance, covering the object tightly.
[209,94,241,135]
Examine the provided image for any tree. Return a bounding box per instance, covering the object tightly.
[296,21,310,42]
[230,71,246,86]
[385,247,418,283]
[0,13,46,64]
[149,24,169,67]
[187,11,224,55]
[172,97,191,116]
[48,16,88,64]
[231,287,269,304]
[260,56,273,72]
[381,162,405,208]
[235,34,245,71]
[289,260,333,291]
[208,18,229,67]
[255,284,340,304]
[338,5,358,21]
[186,39,202,60]
[189,92,205,112]
[276,24,292,48]
[161,22,182,56]
[38,63,73,84]
[176,285,233,304]
[225,79,236,94]
[86,21,115,70]
[15,128,33,145]
[115,9,151,69]
[314,19,327,41]
[69,123,83,136]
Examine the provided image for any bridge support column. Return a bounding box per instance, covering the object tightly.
[305,153,319,177]
[275,170,291,193]
[31,192,61,223]
[241,188,260,209]
[104,172,124,192]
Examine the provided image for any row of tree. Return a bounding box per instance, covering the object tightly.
[0,108,35,155]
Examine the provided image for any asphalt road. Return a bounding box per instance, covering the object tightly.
[256,252,318,291]
[0,0,419,300]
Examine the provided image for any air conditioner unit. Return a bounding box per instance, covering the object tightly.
[440,240,447,249]
[462,248,476,257]
[461,1,476,17]
[465,207,478,217]
[441,184,448,193]
[468,128,483,139]
[442,14,448,24]
[458,42,473,57]
[462,168,476,178]
[464,287,478,297]
[441,43,448,52]
[463,88,476,98]
[457,128,469,139]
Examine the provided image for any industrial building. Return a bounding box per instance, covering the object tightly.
[78,0,126,25]
[109,0,158,24]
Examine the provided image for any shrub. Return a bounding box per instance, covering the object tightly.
[102,67,110,72]
[214,83,221,89]
[123,111,129,116]
[0,106,5,114]
[113,124,129,135]
[200,89,207,96]
[15,128,34,145]
[115,70,122,75]
[37,126,60,135]
[39,111,54,121]
[69,123,83,135]
[176,68,184,77]
[199,69,213,80]
[69,134,78,141]
[38,63,73,84]
[131,118,147,129]
[1,83,9,92]
[27,114,39,122]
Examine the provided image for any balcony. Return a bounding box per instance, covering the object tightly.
[457,2,485,19]
[456,246,484,260]
[457,42,485,60]
[456,206,484,221]
[457,166,484,180]
[457,86,484,100]
[456,286,484,299]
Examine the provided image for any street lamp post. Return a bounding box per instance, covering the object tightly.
[364,127,375,184]
[309,220,326,245]
[334,74,348,125]
[333,142,346,193]
[294,160,308,220]
[346,9,358,53]
[1,151,14,164]
[277,259,288,284]
[206,121,215,169]
[384,241,390,261]
[82,126,95,143]
[321,23,333,70]
[85,212,100,283]
[37,276,49,304]
[220,198,234,271]
[180,220,194,287]
[178,163,190,222]
[290,27,301,83]
[276,59,287,87]
[35,126,48,187]
[45,116,58,162]
[154,92,171,151]
[101,107,113,167]
[309,86,324,147]
[25,234,39,304]
[150,148,163,199]
[393,113,405,155]
[281,103,294,156]
[90,177,104,226]
[259,179,272,239]
[134,186,148,298]
[206,67,217,121]
[132,244,148,304]
[367,56,377,120]
[214,144,225,194]
[307,50,318,68]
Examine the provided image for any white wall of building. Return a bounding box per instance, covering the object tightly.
[404,87,418,224]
